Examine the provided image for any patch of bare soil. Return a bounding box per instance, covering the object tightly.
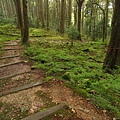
[0,69,46,92]
[0,87,44,114]
[39,80,112,120]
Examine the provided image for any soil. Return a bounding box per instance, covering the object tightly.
[0,40,112,120]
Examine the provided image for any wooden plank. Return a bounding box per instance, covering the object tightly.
[4,40,20,44]
[0,80,44,97]
[4,44,18,46]
[0,61,23,68]
[1,48,21,50]
[0,70,31,80]
[21,104,66,120]
[0,55,20,60]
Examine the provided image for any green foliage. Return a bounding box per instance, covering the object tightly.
[0,102,4,108]
[24,32,120,117]
[66,25,79,40]
[30,28,48,37]
[0,10,15,25]
[0,24,20,46]
[44,76,55,82]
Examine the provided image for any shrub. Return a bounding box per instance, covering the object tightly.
[66,25,79,40]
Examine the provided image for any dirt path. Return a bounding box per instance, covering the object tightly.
[0,40,112,120]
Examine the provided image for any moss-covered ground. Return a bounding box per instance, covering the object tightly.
[24,28,120,118]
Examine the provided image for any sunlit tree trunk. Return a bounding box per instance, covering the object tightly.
[74,2,77,27]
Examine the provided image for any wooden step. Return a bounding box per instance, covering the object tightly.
[21,104,66,120]
[4,44,18,46]
[0,80,44,97]
[0,70,31,80]
[0,55,20,60]
[1,48,21,50]
[0,61,23,68]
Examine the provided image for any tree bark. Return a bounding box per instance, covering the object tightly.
[22,0,29,43]
[13,0,23,29]
[74,3,77,27]
[103,0,120,70]
[39,0,45,28]
[46,0,49,30]
[68,0,72,27]
[76,0,85,40]
[60,0,65,33]
[105,0,109,39]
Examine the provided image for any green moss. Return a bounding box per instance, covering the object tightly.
[35,90,55,108]
[74,87,88,98]
[41,107,77,120]
[0,102,29,120]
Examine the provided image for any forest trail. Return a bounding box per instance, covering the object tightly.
[0,40,112,120]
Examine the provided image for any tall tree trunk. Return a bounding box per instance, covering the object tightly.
[36,0,39,27]
[10,0,16,18]
[76,0,85,40]
[46,0,49,30]
[74,3,77,27]
[39,0,45,28]
[105,0,109,39]
[60,0,65,33]
[22,0,29,43]
[13,0,23,29]
[1,0,7,18]
[44,0,47,21]
[103,0,120,70]
[68,0,72,27]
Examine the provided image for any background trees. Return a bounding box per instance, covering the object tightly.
[0,0,114,41]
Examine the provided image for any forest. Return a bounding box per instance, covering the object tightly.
[0,0,120,120]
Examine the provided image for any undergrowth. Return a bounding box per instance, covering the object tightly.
[0,24,20,45]
[24,34,120,117]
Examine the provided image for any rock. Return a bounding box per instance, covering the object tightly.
[79,107,90,113]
